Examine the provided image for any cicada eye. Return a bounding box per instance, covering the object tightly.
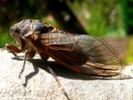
[9,25,20,33]
[13,26,20,33]
[9,25,20,38]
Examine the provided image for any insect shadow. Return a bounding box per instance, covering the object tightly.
[12,57,130,87]
[27,59,93,81]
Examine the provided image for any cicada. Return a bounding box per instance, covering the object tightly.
[5,19,123,99]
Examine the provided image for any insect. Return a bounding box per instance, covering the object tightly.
[5,19,123,99]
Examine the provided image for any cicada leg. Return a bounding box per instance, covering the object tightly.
[19,47,35,78]
[39,52,70,99]
[43,60,70,100]
[18,51,27,78]
[5,43,22,58]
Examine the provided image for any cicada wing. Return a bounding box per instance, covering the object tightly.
[76,35,122,64]
[76,62,121,76]
[38,32,123,76]
[76,35,123,76]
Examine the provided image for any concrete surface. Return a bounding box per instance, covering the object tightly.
[0,49,133,100]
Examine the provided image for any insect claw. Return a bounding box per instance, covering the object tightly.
[7,49,19,58]
[18,74,21,79]
[12,52,19,58]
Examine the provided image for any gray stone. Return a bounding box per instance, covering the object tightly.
[0,49,133,100]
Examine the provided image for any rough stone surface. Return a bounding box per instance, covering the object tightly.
[0,49,133,100]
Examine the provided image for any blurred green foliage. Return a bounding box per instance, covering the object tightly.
[68,0,128,37]
[120,0,133,35]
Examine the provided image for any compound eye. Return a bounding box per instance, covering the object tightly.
[9,25,20,38]
[13,26,20,33]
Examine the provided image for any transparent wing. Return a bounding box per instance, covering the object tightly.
[76,35,122,65]
[76,35,123,76]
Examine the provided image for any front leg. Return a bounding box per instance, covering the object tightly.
[5,43,22,53]
[5,43,36,78]
[5,43,22,58]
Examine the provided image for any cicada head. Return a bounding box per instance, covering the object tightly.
[9,19,31,37]
[9,19,56,49]
[9,19,32,49]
